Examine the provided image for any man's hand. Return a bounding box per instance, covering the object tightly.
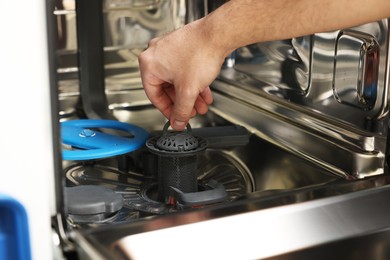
[138,19,226,131]
[139,0,390,131]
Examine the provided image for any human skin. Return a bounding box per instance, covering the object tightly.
[139,0,390,130]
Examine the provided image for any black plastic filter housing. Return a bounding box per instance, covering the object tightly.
[146,122,207,204]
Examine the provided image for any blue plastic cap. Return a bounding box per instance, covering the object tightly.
[61,119,149,161]
[0,194,31,260]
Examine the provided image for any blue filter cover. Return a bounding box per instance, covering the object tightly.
[61,119,149,160]
[0,194,31,260]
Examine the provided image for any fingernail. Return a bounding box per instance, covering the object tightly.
[173,120,186,130]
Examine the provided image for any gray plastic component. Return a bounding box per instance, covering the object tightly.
[150,125,250,148]
[66,185,123,215]
[192,125,249,148]
[170,180,228,208]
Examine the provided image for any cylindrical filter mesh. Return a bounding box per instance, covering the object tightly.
[158,155,198,203]
[146,122,207,205]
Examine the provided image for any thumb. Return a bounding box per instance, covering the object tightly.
[170,87,198,131]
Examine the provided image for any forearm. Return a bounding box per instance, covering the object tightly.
[201,0,390,57]
[139,0,390,130]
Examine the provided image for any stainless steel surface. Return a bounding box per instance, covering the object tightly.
[53,1,390,259]
[229,21,389,128]
[63,103,337,195]
[64,146,254,219]
[55,0,185,86]
[71,176,390,260]
[64,101,390,258]
[211,81,387,179]
[214,19,389,179]
[113,185,390,260]
[57,0,390,178]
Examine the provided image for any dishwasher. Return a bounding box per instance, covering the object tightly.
[1,1,390,259]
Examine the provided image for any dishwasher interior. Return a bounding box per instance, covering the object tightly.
[53,1,390,259]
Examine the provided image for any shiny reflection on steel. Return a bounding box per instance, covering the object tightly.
[333,29,380,111]
[111,186,390,260]
[233,37,312,95]
[55,0,185,88]
[311,21,388,124]
[215,19,389,179]
[211,82,386,179]
[100,94,337,192]
[104,0,162,10]
[220,20,389,129]
[114,185,390,260]
[71,176,390,260]
[56,2,389,181]
[54,2,390,259]
[184,0,207,23]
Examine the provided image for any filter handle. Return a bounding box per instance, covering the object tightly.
[162,121,192,136]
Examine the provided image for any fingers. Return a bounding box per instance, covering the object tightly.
[164,84,197,118]
[139,50,172,119]
[144,83,213,131]
[142,73,201,126]
[169,87,199,130]
[140,53,213,129]
[168,86,213,130]
[143,82,173,119]
[200,86,213,105]
[139,71,171,119]
[139,26,218,131]
[196,86,213,114]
